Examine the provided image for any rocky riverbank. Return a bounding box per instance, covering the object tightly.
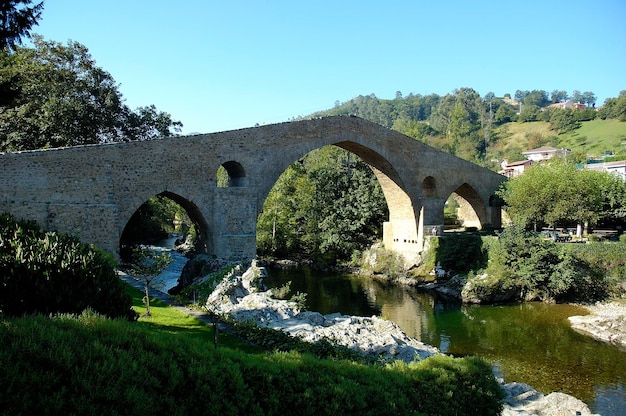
[568,300,626,350]
[205,262,598,416]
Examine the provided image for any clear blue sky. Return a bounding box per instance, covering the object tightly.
[32,0,626,135]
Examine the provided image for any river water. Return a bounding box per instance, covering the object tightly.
[264,267,626,415]
[150,235,189,292]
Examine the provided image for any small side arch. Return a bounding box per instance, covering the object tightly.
[217,161,246,187]
[422,176,437,197]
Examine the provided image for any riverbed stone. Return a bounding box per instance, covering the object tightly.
[568,301,626,349]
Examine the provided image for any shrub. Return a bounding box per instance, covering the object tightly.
[0,311,504,416]
[435,233,487,274]
[0,213,136,320]
[483,225,609,302]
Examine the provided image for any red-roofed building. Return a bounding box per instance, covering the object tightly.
[500,159,533,178]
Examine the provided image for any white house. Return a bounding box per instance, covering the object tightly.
[500,159,533,178]
[584,160,626,181]
[522,146,571,162]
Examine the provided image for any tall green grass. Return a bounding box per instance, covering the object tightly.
[0,285,504,416]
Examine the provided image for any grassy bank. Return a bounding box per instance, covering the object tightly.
[0,284,504,416]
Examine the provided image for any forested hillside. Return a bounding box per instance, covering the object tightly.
[305,88,626,171]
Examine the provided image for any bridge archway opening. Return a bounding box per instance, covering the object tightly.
[217,160,246,187]
[444,183,487,231]
[256,145,394,264]
[119,191,210,261]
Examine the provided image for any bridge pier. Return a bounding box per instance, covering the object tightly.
[419,197,446,238]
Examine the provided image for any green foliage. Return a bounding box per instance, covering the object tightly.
[549,109,581,133]
[257,146,387,265]
[563,242,626,296]
[0,213,136,319]
[0,0,44,52]
[0,36,182,151]
[498,160,622,229]
[0,309,504,416]
[597,91,626,121]
[483,225,607,302]
[126,247,172,316]
[435,234,487,274]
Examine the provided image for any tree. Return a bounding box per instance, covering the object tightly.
[518,104,541,122]
[127,247,172,317]
[582,91,596,107]
[497,161,617,233]
[597,93,626,121]
[550,90,568,103]
[549,108,581,133]
[571,90,584,103]
[524,90,549,108]
[0,0,43,51]
[494,102,516,124]
[256,146,387,265]
[514,90,529,101]
[0,36,182,151]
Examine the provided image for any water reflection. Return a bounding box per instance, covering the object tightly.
[264,267,626,415]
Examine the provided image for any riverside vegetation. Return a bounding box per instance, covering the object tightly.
[398,227,626,304]
[0,214,504,416]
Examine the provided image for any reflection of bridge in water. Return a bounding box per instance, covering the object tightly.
[0,116,505,264]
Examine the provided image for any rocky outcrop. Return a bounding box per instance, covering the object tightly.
[169,254,232,295]
[206,263,439,362]
[461,273,521,304]
[568,301,626,349]
[499,381,598,415]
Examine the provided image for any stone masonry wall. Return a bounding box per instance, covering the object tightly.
[0,116,506,260]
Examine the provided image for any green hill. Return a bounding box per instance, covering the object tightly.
[491,119,626,163]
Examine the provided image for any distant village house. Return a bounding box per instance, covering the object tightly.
[500,147,571,177]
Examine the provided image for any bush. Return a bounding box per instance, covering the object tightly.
[483,225,609,302]
[359,244,407,280]
[0,213,136,320]
[0,311,504,416]
[435,233,487,274]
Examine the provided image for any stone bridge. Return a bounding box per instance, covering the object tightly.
[0,116,506,264]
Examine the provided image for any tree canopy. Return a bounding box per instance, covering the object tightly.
[256,146,388,266]
[497,160,626,230]
[0,0,43,51]
[0,36,182,151]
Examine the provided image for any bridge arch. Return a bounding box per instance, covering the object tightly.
[256,140,422,264]
[119,191,211,258]
[448,183,486,230]
[218,160,246,187]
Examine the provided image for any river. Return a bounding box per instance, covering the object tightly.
[150,235,189,292]
[263,267,626,415]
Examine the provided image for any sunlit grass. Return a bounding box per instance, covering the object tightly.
[124,284,260,352]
